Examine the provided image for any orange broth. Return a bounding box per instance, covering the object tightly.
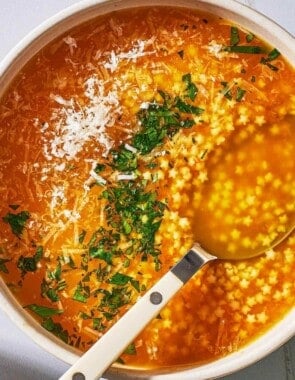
[0,6,294,369]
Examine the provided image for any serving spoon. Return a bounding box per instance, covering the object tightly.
[60,116,295,380]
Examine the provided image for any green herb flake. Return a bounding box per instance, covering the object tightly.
[78,230,87,244]
[41,317,69,343]
[236,87,246,102]
[26,304,63,318]
[224,45,263,54]
[99,286,131,312]
[46,288,60,302]
[0,258,10,274]
[182,73,198,101]
[48,262,62,281]
[112,147,138,172]
[2,210,30,237]
[72,284,90,303]
[220,82,232,100]
[109,272,131,286]
[89,246,113,265]
[175,98,204,115]
[93,317,106,332]
[124,342,137,355]
[260,48,280,71]
[17,246,43,275]
[94,163,106,173]
[18,256,37,273]
[267,48,280,61]
[230,26,240,46]
[246,33,255,43]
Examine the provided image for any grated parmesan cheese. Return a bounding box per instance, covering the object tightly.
[103,39,156,72]
[41,77,120,161]
[50,185,66,210]
[207,40,225,59]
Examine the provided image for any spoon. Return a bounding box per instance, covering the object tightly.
[60,116,295,380]
[59,235,294,380]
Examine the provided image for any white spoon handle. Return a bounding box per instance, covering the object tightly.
[59,244,216,380]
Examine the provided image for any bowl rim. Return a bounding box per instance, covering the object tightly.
[0,0,294,379]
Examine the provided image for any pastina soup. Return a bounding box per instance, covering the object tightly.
[0,4,294,370]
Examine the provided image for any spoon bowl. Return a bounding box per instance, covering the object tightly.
[192,114,295,260]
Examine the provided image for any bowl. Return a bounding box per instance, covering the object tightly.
[0,1,294,379]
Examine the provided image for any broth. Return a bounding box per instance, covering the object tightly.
[0,6,294,369]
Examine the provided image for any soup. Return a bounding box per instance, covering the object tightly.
[0,6,294,369]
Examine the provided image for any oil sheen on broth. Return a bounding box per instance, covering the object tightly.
[0,6,294,369]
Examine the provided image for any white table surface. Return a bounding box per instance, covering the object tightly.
[0,1,294,379]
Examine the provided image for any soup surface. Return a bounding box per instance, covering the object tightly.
[0,6,294,369]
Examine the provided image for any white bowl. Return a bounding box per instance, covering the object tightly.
[0,1,294,379]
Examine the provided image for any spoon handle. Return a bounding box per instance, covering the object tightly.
[59,244,216,380]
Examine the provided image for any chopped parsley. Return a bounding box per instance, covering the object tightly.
[221,82,232,100]
[94,163,106,173]
[112,146,138,172]
[260,48,281,71]
[182,73,198,101]
[224,45,263,54]
[221,82,246,102]
[133,77,203,154]
[73,283,90,303]
[109,272,140,292]
[101,181,166,268]
[25,304,63,318]
[41,317,69,343]
[2,210,30,237]
[124,342,137,355]
[236,87,246,102]
[230,26,240,46]
[98,286,131,313]
[246,33,255,42]
[17,246,43,275]
[0,258,10,274]
[78,229,87,244]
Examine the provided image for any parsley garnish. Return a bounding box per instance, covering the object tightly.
[98,286,131,312]
[236,87,246,102]
[101,181,166,267]
[124,342,137,355]
[224,45,263,54]
[0,258,10,274]
[230,26,240,46]
[73,283,90,303]
[133,77,203,154]
[93,317,106,332]
[246,33,255,42]
[182,73,198,101]
[109,272,140,291]
[112,146,138,172]
[41,317,69,343]
[25,304,63,317]
[94,163,105,173]
[78,229,87,244]
[260,48,280,71]
[17,246,43,275]
[2,210,30,237]
[221,82,232,100]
